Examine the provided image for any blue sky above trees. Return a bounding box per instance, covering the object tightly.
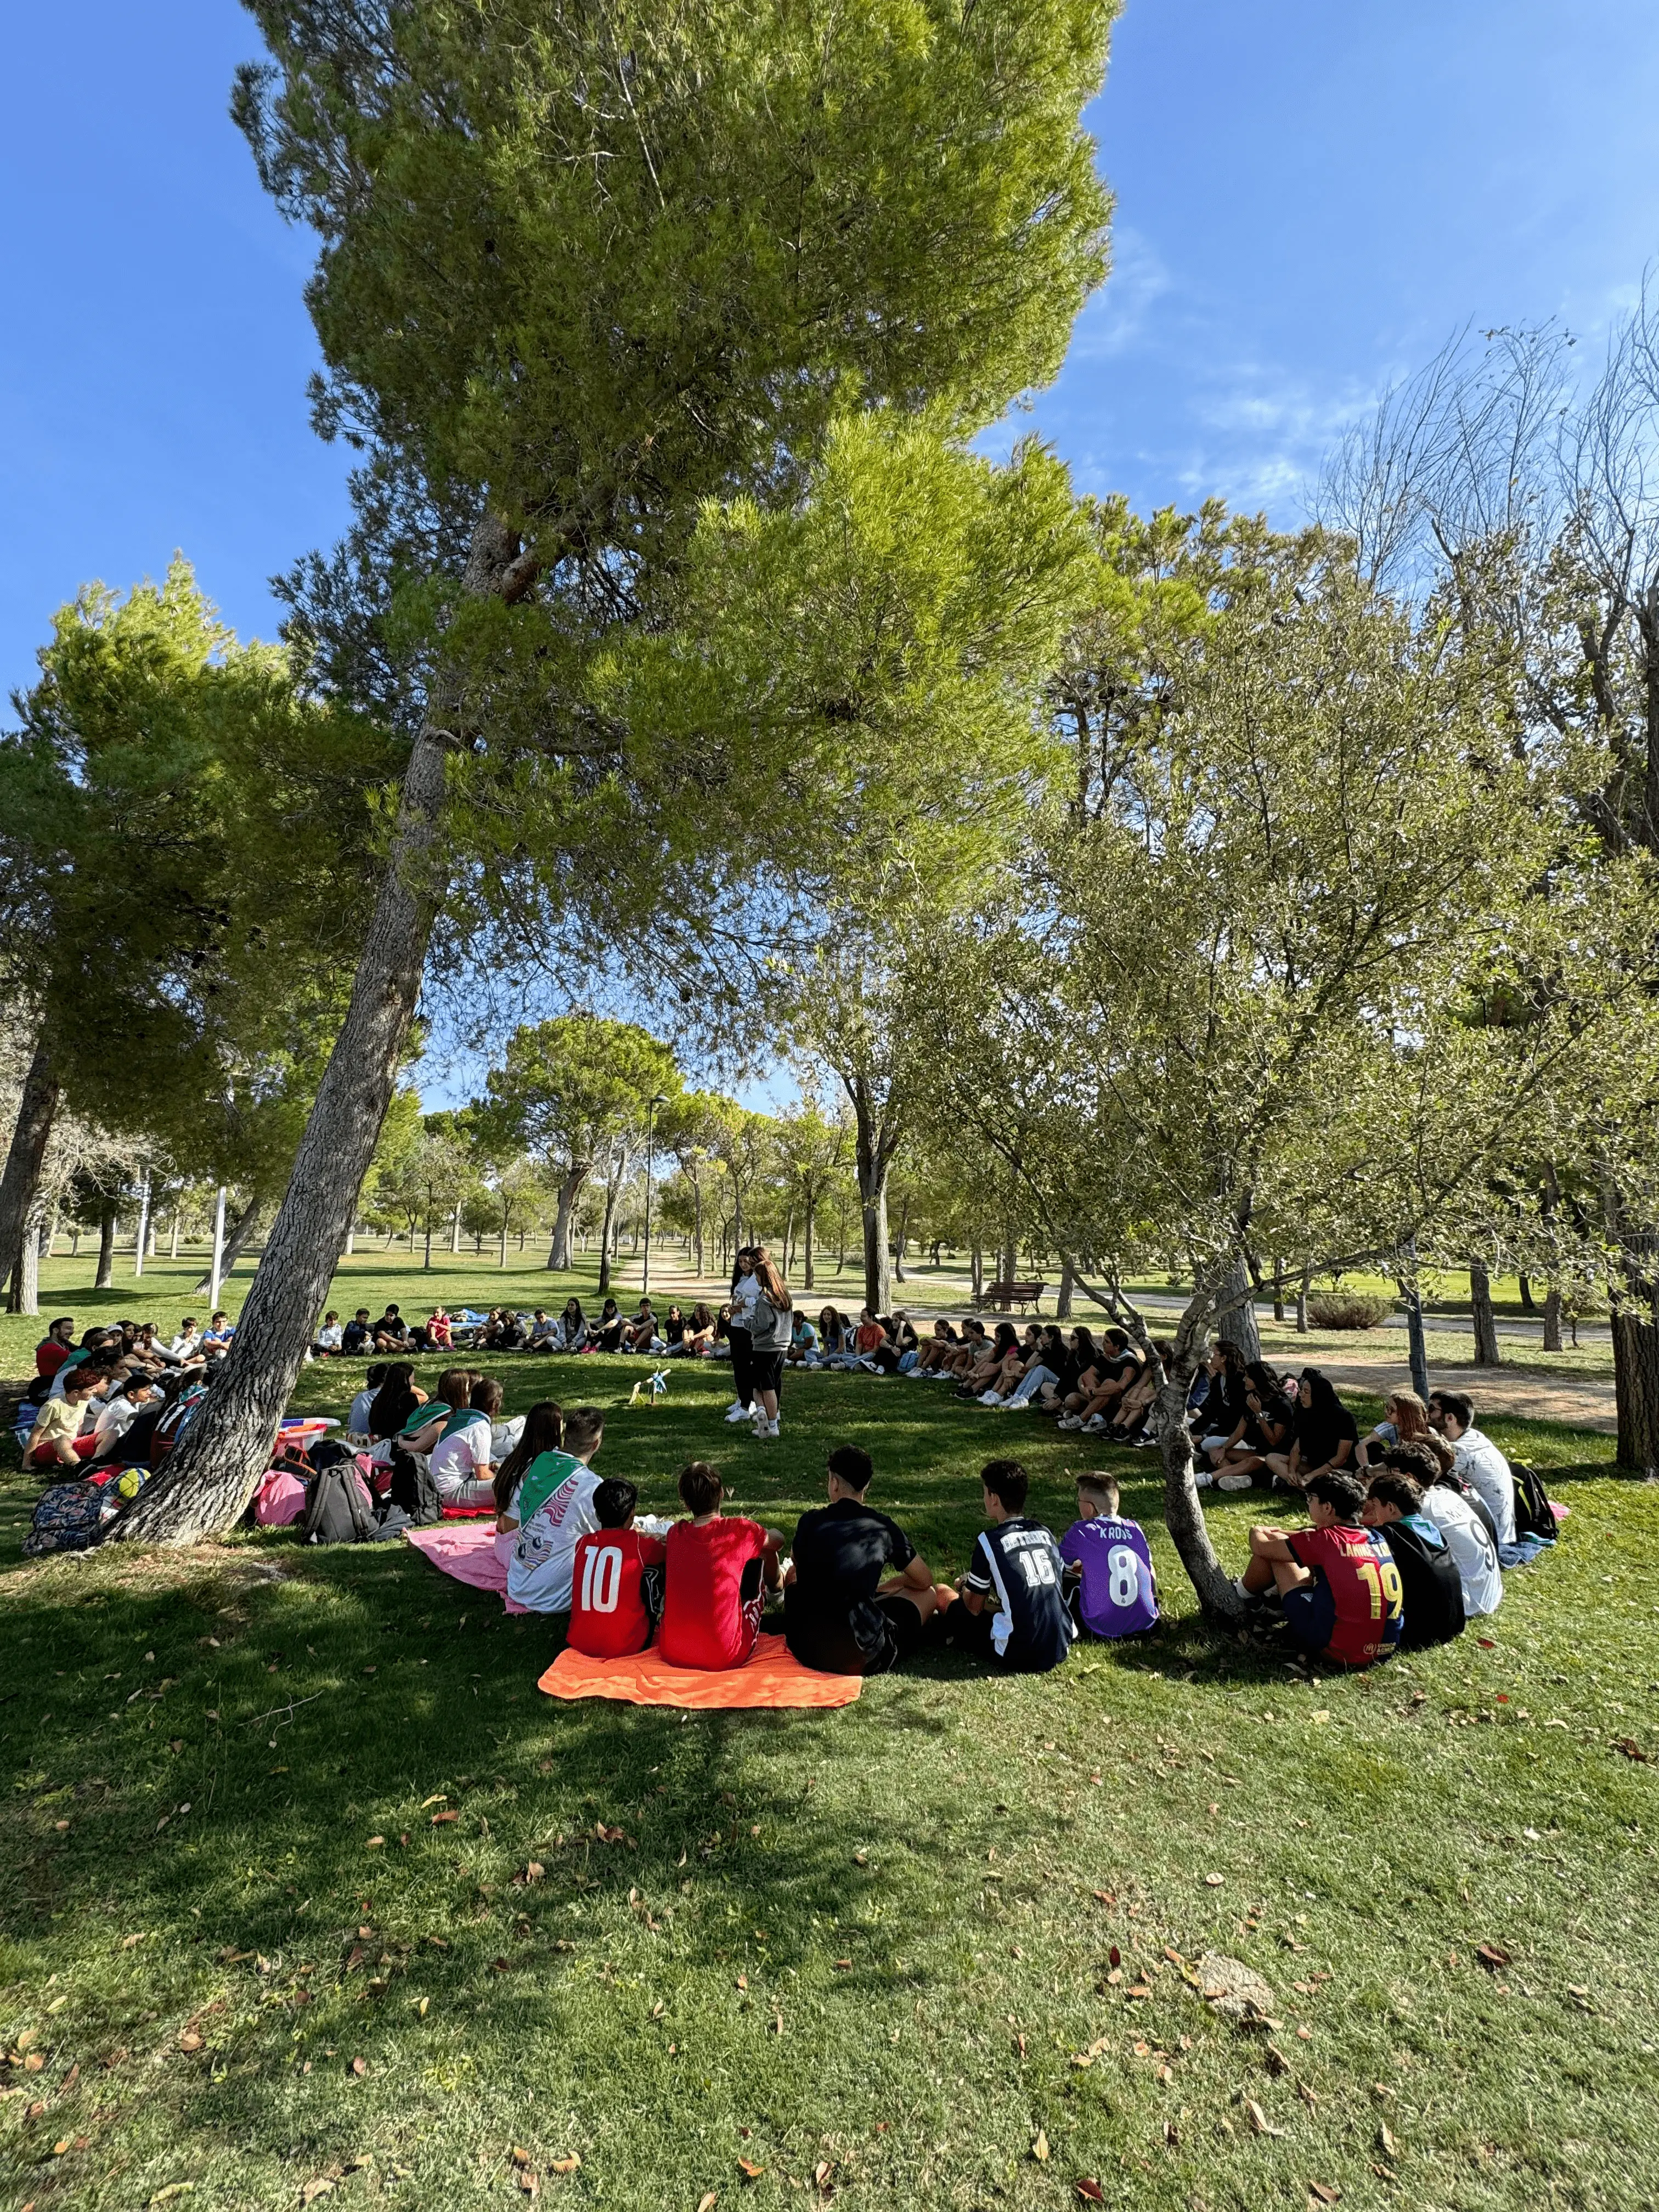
[4,0,1658,710]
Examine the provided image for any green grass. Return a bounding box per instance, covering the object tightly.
[2,1346,1656,2211]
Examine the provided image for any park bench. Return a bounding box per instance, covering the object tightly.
[979,1279,1046,1314]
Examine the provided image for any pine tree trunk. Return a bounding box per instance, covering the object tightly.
[1542,1283,1563,1353]
[599,1186,617,1294]
[802,1192,816,1291]
[1154,1368,1248,1623]
[170,1214,180,1259]
[1517,1272,1536,1314]
[693,1179,704,1279]
[892,1197,909,1284]
[549,1166,587,1269]
[5,1200,46,1314]
[191,1197,262,1295]
[0,1031,59,1297]
[1271,1257,1285,1323]
[115,515,527,1545]
[1295,1263,1310,1333]
[95,1205,117,1290]
[1216,1252,1261,1361]
[971,1239,984,1306]
[1469,1260,1502,1365]
[1612,1307,1659,1473]
[1056,1259,1074,1319]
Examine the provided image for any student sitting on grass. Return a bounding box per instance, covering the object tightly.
[342,1309,374,1356]
[1360,1465,1465,1647]
[910,1318,961,1375]
[1357,1386,1435,1470]
[783,1444,940,1675]
[347,1363,387,1438]
[89,1374,161,1462]
[785,1309,821,1367]
[554,1299,589,1352]
[492,1401,565,1568]
[507,1406,607,1613]
[1060,1472,1158,1637]
[625,1300,662,1352]
[28,1370,106,1468]
[934,1318,990,1379]
[956,1321,1020,1399]
[945,1459,1076,1672]
[373,1304,411,1353]
[368,1361,427,1441]
[595,1299,626,1353]
[1380,1441,1502,1617]
[312,1311,345,1359]
[1210,1360,1294,1492]
[1260,1369,1359,1492]
[1235,1470,1403,1669]
[427,1307,455,1350]
[1427,1390,1516,1549]
[674,1302,716,1358]
[430,1376,504,1507]
[568,1478,668,1658]
[658,1460,785,1671]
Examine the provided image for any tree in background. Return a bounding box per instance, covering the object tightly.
[479,1017,682,1271]
[907,509,1603,1617]
[772,1097,850,1291]
[0,559,393,1314]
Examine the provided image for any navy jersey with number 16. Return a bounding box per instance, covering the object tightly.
[962,1517,1076,1671]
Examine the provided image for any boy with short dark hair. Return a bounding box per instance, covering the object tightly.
[1060,1472,1159,1638]
[342,1309,374,1356]
[568,1477,668,1658]
[1237,1469,1403,1668]
[784,1444,939,1675]
[659,1462,784,1671]
[507,1407,607,1614]
[1362,1467,1465,1647]
[947,1459,1075,1672]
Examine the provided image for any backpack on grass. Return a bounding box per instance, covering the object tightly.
[299,1462,376,1545]
[24,1482,106,1558]
[1510,1460,1556,1544]
[388,1447,440,1527]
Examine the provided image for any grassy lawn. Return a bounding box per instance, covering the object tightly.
[2,1336,1656,2212]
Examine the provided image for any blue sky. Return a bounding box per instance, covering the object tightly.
[4,0,1658,716]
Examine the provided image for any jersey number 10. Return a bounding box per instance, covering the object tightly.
[580,1544,623,1613]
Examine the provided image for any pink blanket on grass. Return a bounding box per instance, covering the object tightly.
[405,1522,528,1614]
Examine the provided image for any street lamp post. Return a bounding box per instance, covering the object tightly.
[643,1094,667,1301]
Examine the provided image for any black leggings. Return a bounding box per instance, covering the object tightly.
[730,1328,754,1408]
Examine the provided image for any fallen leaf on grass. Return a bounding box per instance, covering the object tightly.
[698,2194,718,2212]
[1307,2186,1341,2207]
[738,2158,765,2179]
[177,2031,203,2054]
[812,2161,833,2188]
[1031,2130,1049,2163]
[149,2189,196,2207]
[549,2154,581,2174]
[1475,1944,1511,1971]
[1075,2183,1105,2203]
[365,1837,385,1850]
[121,1933,145,1949]
[22,2053,44,2073]
[516,2174,539,2198]
[349,2057,366,2077]
[1379,2121,1398,2157]
[1613,1737,1649,1763]
[431,1810,459,1827]
[1244,2098,1284,2138]
[301,2185,334,2206]
[525,1862,545,1883]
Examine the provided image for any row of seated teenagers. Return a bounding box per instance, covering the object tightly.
[24,1312,239,1469]
[494,1409,1158,1673]
[314,1299,726,1360]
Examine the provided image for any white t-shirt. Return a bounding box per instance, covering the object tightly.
[1452,1427,1515,1548]
[730,1274,759,1327]
[507,1464,602,1612]
[317,1322,343,1350]
[1419,1485,1503,1617]
[431,1413,494,1498]
[93,1395,143,1447]
[170,1330,201,1360]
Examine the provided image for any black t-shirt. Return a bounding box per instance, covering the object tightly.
[1294,1397,1358,1469]
[963,1516,1076,1672]
[597,1314,624,1351]
[785,1498,916,1671]
[664,1314,687,1345]
[377,1314,409,1343]
[1381,1515,1466,1649]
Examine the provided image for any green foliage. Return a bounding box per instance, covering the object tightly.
[0,560,399,1190]
[482,1016,683,1178]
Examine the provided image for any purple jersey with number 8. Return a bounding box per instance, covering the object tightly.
[1060,1514,1158,1637]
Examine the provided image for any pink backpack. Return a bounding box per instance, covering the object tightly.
[254,1468,309,1527]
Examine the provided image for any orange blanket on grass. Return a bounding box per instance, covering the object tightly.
[537,1632,861,1710]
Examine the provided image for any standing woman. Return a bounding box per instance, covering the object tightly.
[724,1247,759,1425]
[747,1247,793,1441]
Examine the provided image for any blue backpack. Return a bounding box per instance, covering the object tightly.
[24,1482,106,1558]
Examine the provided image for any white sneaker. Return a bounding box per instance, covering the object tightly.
[1057,1415,1084,1432]
[725,1402,752,1423]
[979,1390,1002,1406]
[1193,1466,1215,1488]
[1216,1471,1254,1492]
[1082,1415,1105,1432]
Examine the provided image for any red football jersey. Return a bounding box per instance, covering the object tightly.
[1290,1523,1403,1666]
[659,1517,769,1671]
[568,1530,666,1658]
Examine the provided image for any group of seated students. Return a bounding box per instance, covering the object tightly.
[23,1311,235,1473]
[316,1298,731,1361]
[492,1408,1161,1677]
